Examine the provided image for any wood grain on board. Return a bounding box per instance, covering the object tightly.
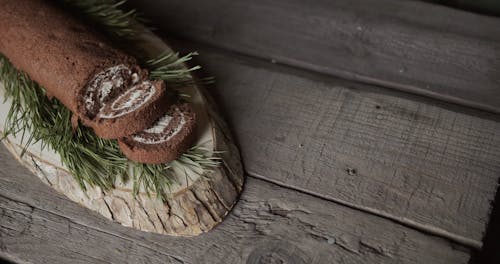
[172,43,500,249]
[0,145,470,264]
[130,0,500,114]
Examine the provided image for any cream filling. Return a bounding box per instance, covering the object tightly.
[98,82,156,119]
[84,65,156,120]
[132,108,186,144]
[84,64,130,113]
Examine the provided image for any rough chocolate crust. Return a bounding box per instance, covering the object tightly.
[0,0,136,114]
[118,103,196,164]
[83,81,173,139]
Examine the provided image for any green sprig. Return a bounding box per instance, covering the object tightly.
[60,0,142,37]
[147,52,201,82]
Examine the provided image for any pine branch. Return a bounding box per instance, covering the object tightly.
[147,52,201,82]
[59,0,142,37]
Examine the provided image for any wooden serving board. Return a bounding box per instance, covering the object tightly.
[0,26,244,236]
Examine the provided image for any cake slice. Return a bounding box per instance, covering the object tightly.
[80,78,173,139]
[0,0,171,139]
[118,103,196,164]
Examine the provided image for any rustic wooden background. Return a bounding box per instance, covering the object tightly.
[1,0,500,263]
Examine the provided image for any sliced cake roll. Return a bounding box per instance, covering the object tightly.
[0,0,170,139]
[118,103,196,164]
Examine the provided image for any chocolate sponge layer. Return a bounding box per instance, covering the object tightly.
[0,0,169,139]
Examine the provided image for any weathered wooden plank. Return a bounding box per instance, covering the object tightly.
[0,145,470,264]
[167,42,500,248]
[129,0,500,113]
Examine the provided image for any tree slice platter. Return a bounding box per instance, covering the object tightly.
[0,25,244,236]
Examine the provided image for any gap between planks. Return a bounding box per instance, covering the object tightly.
[167,37,499,250]
[0,162,472,264]
[247,170,482,249]
[128,0,500,114]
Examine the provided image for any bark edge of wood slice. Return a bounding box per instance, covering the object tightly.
[0,26,245,237]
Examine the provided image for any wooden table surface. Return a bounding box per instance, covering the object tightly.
[1,0,500,263]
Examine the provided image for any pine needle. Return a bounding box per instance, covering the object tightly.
[59,0,142,37]
[147,52,201,83]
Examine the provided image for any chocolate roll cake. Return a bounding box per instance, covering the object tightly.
[119,103,196,164]
[0,0,170,139]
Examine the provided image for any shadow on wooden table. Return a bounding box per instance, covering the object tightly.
[471,181,500,264]
[425,0,500,17]
[0,257,15,264]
